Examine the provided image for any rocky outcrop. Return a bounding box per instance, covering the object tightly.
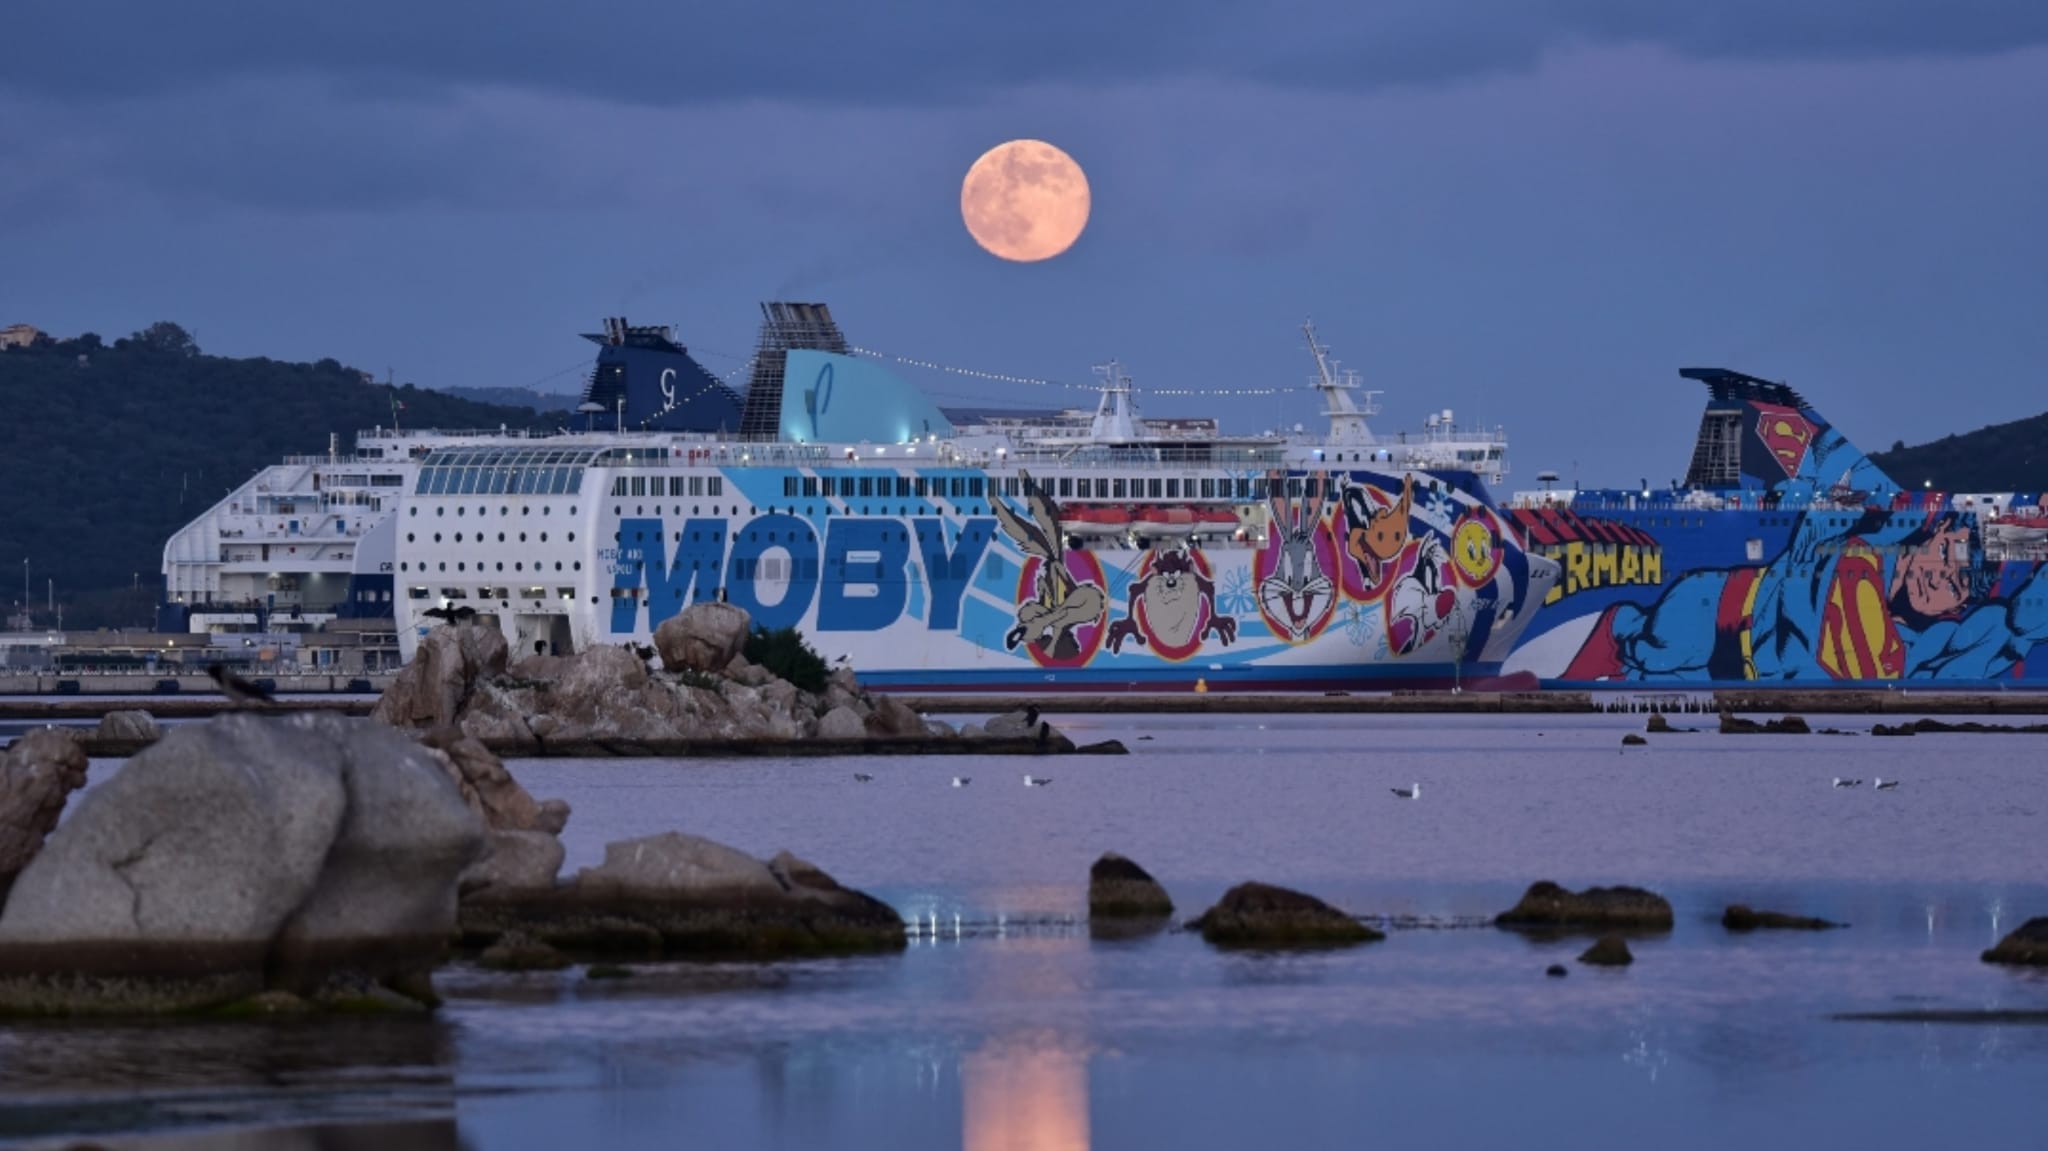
[1187,882,1383,948]
[459,831,905,959]
[421,726,568,834]
[655,602,751,674]
[1873,718,2048,737]
[1495,882,1674,930]
[372,607,1083,756]
[0,713,484,1015]
[1088,853,1173,918]
[1722,905,1844,931]
[94,710,161,742]
[0,728,90,900]
[1718,713,1811,735]
[370,623,509,731]
[1982,917,2048,966]
[1578,936,1634,966]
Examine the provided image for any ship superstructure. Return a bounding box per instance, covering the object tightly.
[1501,368,2048,687]
[373,306,1557,690]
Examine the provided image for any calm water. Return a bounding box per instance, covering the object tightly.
[7,712,2047,1149]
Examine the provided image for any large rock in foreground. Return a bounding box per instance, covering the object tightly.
[1495,882,1674,930]
[0,728,90,901]
[1088,853,1173,918]
[458,831,905,959]
[1983,918,2048,966]
[0,713,484,1015]
[1187,882,1382,948]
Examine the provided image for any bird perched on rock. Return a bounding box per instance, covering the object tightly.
[422,605,477,625]
[206,663,275,707]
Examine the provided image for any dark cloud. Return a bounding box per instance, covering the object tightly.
[6,0,2046,105]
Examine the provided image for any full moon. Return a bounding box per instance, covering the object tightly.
[960,139,1091,263]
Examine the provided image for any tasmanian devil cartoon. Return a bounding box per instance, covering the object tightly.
[1342,474,1414,592]
[1107,545,1237,654]
[992,471,1108,660]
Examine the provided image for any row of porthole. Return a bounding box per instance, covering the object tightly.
[397,561,585,573]
[409,505,577,518]
[407,531,576,545]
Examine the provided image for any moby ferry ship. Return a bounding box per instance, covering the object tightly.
[387,303,1559,691]
[1500,368,2048,688]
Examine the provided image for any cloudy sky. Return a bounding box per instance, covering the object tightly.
[4,1,2044,486]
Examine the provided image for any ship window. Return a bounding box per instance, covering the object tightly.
[708,478,723,497]
[689,477,705,496]
[970,477,984,497]
[408,586,429,599]
[1058,478,1072,498]
[1113,478,1127,498]
[783,477,797,498]
[1166,479,1180,498]
[896,477,911,497]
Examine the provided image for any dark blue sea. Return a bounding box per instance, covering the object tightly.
[4,711,2045,1149]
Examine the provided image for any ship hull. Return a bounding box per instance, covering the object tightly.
[395,458,1559,692]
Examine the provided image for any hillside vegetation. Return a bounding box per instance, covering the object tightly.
[1870,413,2048,493]
[0,323,568,629]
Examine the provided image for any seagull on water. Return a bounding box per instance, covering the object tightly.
[951,776,972,787]
[1391,782,1420,800]
[1024,774,1052,787]
[1832,777,1863,788]
[1874,778,1900,791]
[853,772,874,783]
[206,663,275,707]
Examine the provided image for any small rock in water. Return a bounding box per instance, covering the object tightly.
[1982,917,2048,967]
[1578,936,1634,966]
[1621,733,1648,746]
[1722,904,1844,931]
[1074,739,1129,755]
[1496,881,1674,930]
[1187,882,1383,948]
[1088,853,1174,919]
[1545,964,1568,978]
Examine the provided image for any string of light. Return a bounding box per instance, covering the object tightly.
[849,346,1308,398]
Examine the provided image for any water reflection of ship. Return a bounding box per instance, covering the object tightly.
[963,1037,1090,1151]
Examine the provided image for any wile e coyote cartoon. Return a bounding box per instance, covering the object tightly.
[990,472,1107,661]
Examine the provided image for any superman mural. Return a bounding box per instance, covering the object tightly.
[1557,509,2048,683]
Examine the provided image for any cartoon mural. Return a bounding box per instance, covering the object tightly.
[991,472,1108,663]
[1254,470,1340,641]
[1341,474,1413,596]
[1107,545,1237,658]
[1555,509,2048,683]
[1503,367,2048,686]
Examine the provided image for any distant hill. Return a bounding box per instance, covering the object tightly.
[436,384,585,412]
[1870,412,2048,493]
[0,323,572,629]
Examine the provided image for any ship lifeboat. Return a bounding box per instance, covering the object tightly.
[1134,506,1198,537]
[1194,507,1242,529]
[1066,506,1133,537]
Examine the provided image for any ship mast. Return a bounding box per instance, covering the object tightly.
[1303,320,1379,446]
[1089,360,1139,441]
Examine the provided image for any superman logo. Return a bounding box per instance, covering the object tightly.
[1817,545,1905,681]
[1751,402,1815,479]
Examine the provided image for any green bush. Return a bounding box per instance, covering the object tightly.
[745,625,829,693]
